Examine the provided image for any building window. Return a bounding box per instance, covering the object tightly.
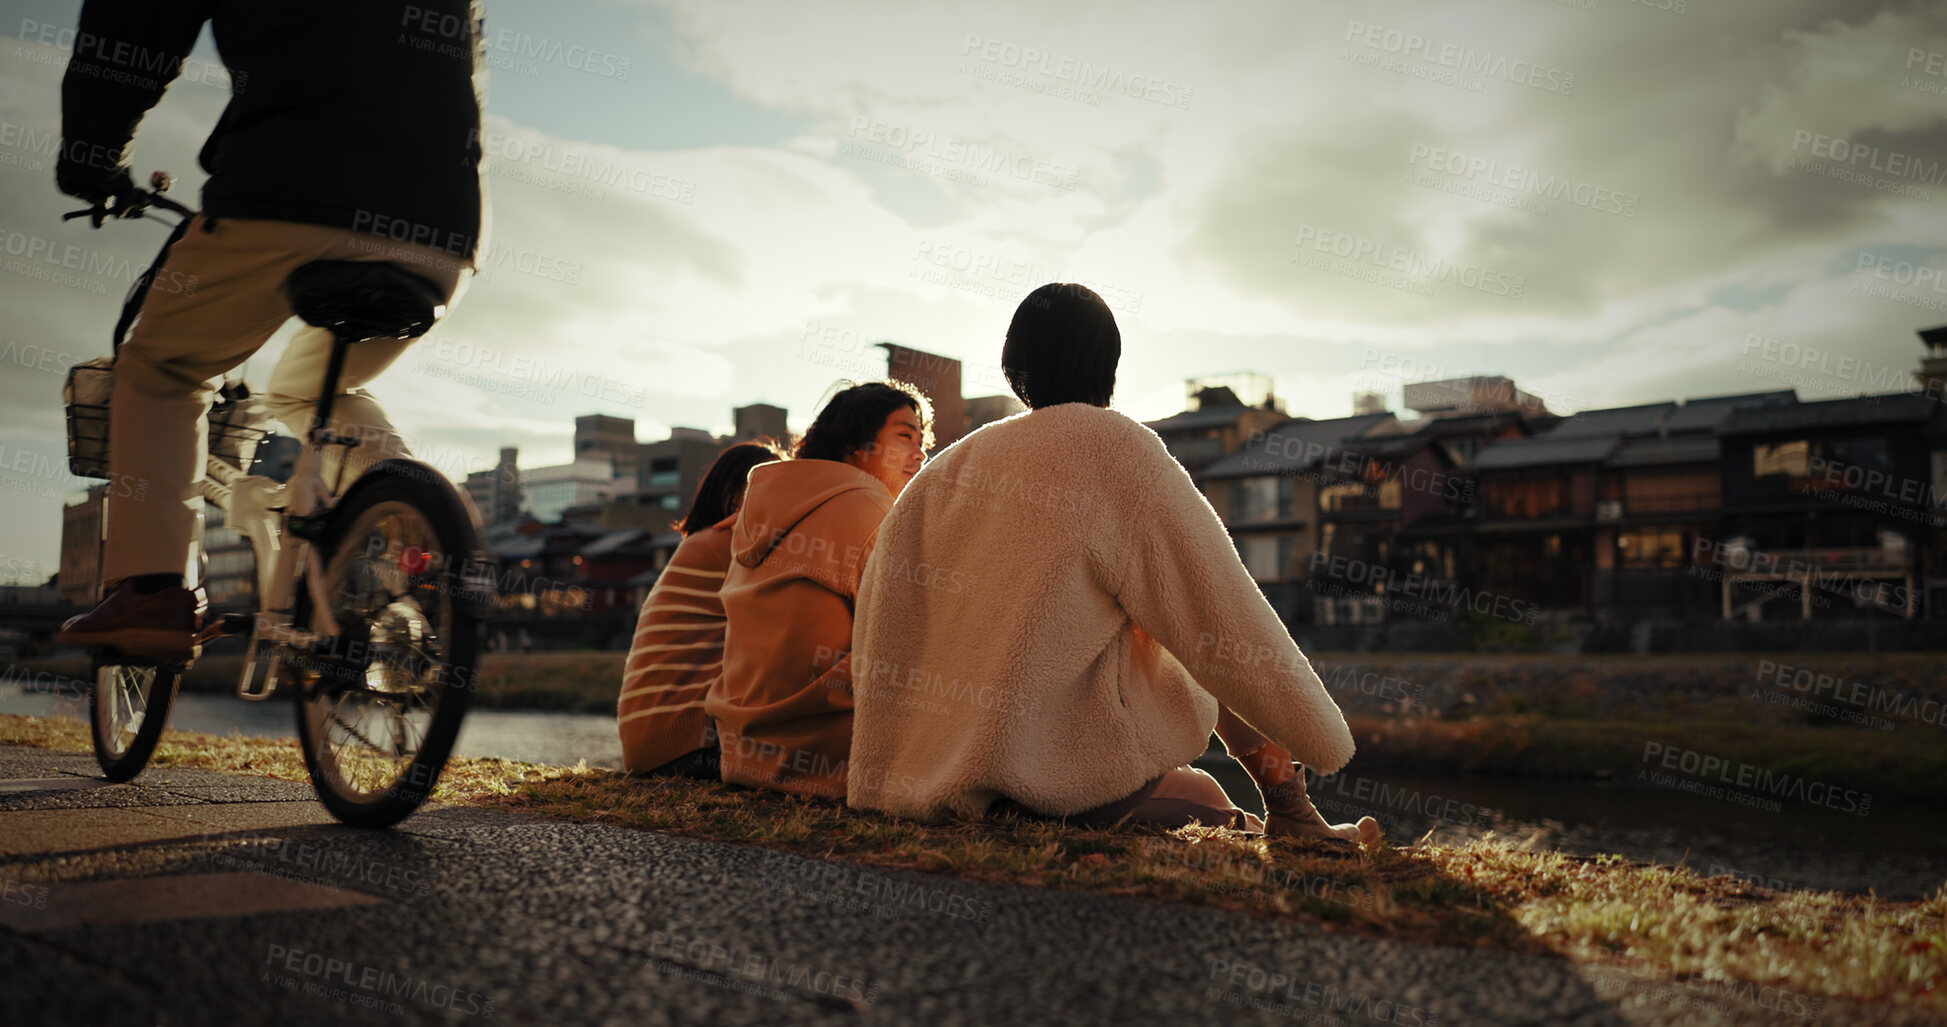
[1233,476,1295,523]
[1617,527,1684,568]
[1487,475,1567,518]
[1169,432,1225,466]
[1319,482,1364,513]
[646,457,680,489]
[1811,437,1891,484]
[1752,440,1810,478]
[1622,469,1718,513]
[1238,534,1294,581]
[659,494,682,510]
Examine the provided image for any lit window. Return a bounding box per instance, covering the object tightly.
[1752,440,1810,478]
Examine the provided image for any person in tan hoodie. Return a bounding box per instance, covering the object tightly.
[618,441,785,777]
[708,381,933,799]
[850,284,1380,843]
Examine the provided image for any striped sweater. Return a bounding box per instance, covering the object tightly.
[617,514,736,773]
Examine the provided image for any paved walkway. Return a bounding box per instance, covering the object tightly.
[0,744,1887,1025]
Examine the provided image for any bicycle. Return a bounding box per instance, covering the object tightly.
[62,173,494,827]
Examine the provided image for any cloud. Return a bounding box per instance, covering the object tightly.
[8,0,1947,577]
[1732,5,1947,171]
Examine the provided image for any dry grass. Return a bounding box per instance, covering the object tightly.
[3,712,1940,1019]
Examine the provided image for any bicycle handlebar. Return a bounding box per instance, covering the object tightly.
[61,170,194,229]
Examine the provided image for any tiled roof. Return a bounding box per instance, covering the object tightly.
[580,530,648,557]
[1661,391,1794,432]
[1540,390,1794,439]
[490,536,546,560]
[1606,435,1720,468]
[1471,434,1621,470]
[1717,393,1937,434]
[1538,403,1675,440]
[1143,406,1268,433]
[1197,413,1395,479]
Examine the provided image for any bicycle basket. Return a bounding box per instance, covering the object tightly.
[64,357,113,479]
[64,359,271,480]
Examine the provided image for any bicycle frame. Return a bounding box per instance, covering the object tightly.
[198,346,363,699]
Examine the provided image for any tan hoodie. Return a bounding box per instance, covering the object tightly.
[848,403,1357,820]
[707,459,893,799]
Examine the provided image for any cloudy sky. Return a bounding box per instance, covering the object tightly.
[3,0,1946,581]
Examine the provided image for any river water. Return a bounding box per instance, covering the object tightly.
[4,686,1940,900]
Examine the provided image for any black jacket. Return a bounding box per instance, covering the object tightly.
[62,1,485,259]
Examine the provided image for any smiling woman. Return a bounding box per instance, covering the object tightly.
[705,380,934,799]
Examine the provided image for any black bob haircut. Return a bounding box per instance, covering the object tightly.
[794,380,935,463]
[1001,282,1120,409]
[677,440,788,536]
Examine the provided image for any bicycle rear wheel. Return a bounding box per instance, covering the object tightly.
[90,657,182,781]
[292,464,480,828]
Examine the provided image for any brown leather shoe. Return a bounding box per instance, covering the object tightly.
[1262,766,1384,846]
[59,585,205,662]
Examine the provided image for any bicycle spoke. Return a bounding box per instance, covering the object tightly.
[298,499,465,804]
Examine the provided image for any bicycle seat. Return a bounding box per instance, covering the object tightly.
[286,261,445,341]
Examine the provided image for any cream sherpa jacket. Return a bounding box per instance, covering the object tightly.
[848,402,1357,820]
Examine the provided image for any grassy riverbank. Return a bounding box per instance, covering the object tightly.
[11,650,1945,797]
[2,712,1940,1023]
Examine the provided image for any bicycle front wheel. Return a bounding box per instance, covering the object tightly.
[292,466,480,828]
[90,657,182,781]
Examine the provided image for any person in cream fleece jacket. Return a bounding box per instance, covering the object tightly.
[850,284,1379,843]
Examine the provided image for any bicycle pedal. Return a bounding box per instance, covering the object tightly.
[237,637,280,701]
[192,612,254,646]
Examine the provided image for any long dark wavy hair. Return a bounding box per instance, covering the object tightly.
[677,441,788,535]
[794,380,935,462]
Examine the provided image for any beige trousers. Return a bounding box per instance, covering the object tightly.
[102,215,470,584]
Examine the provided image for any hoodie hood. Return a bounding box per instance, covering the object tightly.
[732,459,889,569]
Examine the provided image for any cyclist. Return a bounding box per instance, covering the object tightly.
[57,2,488,660]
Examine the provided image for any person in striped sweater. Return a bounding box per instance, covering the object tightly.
[618,441,786,777]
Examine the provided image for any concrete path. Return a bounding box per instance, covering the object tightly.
[0,744,1897,1026]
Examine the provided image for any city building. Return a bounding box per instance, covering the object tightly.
[1714,392,1940,619]
[523,457,620,523]
[1144,374,1289,475]
[464,447,525,527]
[1401,375,1550,420]
[881,342,966,453]
[634,427,734,519]
[1463,391,1792,614]
[574,415,640,487]
[57,485,104,607]
[1198,412,1399,621]
[733,403,789,444]
[964,393,1026,435]
[1313,410,1533,625]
